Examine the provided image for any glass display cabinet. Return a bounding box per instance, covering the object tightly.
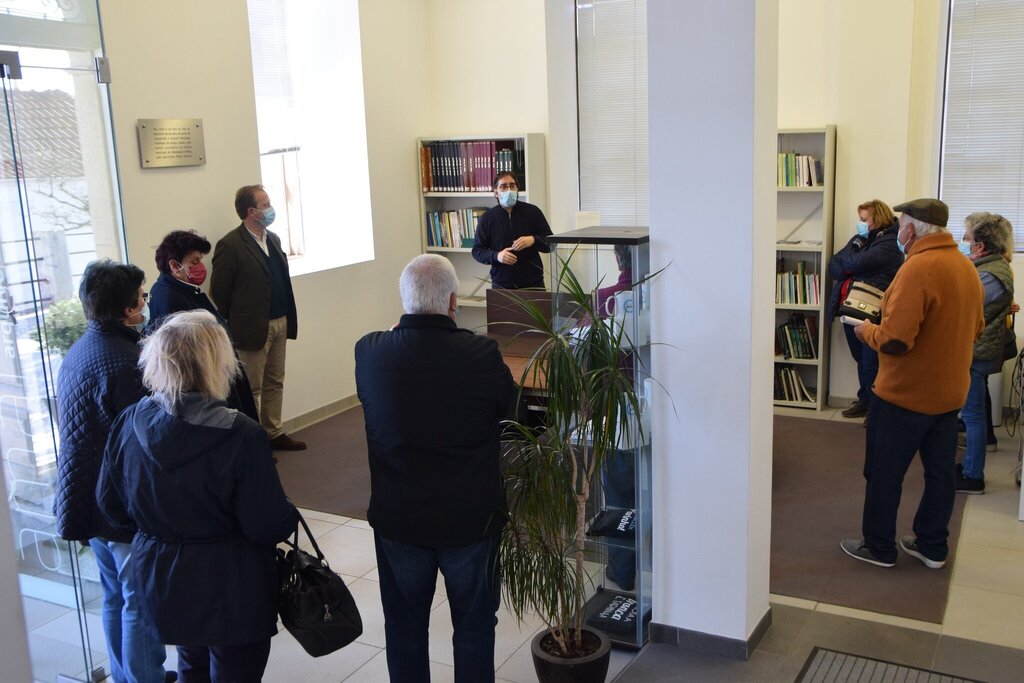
[546,226,652,649]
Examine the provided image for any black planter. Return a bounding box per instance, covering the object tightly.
[531,627,611,683]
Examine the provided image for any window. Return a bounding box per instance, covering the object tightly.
[576,0,648,226]
[940,0,1024,248]
[246,0,373,274]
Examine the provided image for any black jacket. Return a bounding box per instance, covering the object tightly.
[472,201,553,289]
[96,394,297,647]
[209,225,298,351]
[827,219,903,321]
[54,321,146,542]
[145,272,259,422]
[355,314,516,547]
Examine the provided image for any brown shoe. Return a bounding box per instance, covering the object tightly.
[842,401,869,418]
[270,433,307,451]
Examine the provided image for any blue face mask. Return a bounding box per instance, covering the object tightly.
[258,206,276,227]
[958,241,974,257]
[896,228,909,255]
[856,221,870,238]
[131,303,149,330]
[498,190,518,209]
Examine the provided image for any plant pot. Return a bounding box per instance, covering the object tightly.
[531,627,611,683]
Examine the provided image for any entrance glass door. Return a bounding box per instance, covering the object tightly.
[1,2,128,680]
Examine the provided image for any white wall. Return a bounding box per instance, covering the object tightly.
[778,0,946,404]
[100,0,549,423]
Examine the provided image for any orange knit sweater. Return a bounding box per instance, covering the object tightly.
[860,231,984,415]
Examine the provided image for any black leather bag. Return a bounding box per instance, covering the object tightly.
[277,512,363,657]
[1003,315,1018,362]
[838,281,885,324]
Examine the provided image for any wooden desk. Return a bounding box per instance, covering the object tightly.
[491,334,547,390]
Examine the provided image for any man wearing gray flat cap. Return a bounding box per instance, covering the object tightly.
[841,197,984,570]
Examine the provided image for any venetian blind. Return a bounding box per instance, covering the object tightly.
[576,0,649,226]
[941,0,1024,247]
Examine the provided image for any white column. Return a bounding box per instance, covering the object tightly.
[648,0,778,652]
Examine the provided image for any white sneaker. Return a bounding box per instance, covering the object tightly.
[899,535,945,569]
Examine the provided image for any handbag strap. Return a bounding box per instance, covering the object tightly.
[291,510,330,565]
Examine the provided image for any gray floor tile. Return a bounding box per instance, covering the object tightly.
[786,610,939,670]
[933,634,1024,683]
[755,604,814,658]
[613,643,785,682]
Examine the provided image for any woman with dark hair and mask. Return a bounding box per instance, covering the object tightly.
[147,230,260,423]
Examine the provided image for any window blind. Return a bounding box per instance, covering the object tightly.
[576,0,648,226]
[941,0,1024,248]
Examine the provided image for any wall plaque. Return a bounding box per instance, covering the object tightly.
[137,118,206,168]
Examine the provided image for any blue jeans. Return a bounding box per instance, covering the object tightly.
[374,533,500,683]
[844,322,879,405]
[89,538,167,683]
[961,359,995,480]
[862,399,958,563]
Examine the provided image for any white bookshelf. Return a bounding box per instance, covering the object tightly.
[774,126,836,410]
[416,134,547,322]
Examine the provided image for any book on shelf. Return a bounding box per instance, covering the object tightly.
[421,138,527,194]
[775,313,817,360]
[774,365,817,403]
[425,207,487,248]
[776,152,823,188]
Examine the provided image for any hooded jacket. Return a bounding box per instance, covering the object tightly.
[96,394,297,647]
[54,320,146,542]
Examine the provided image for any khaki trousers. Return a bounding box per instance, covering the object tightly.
[237,315,288,439]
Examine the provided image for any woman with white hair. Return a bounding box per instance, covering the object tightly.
[97,309,297,682]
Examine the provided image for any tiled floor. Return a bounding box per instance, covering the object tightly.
[21,409,1024,681]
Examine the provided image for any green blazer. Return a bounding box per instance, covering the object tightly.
[210,224,298,351]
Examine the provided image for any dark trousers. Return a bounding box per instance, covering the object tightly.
[177,639,271,683]
[374,533,500,683]
[862,398,958,563]
[603,449,636,589]
[844,322,879,405]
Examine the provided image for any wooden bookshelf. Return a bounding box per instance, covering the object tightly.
[416,134,547,312]
[774,126,836,410]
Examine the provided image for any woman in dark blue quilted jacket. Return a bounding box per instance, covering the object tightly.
[145,229,259,423]
[54,259,174,683]
[97,310,297,683]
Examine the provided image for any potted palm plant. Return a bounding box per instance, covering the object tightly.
[499,256,649,682]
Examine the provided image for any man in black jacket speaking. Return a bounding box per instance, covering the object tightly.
[355,254,516,682]
[472,171,553,289]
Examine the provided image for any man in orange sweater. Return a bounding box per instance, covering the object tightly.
[841,198,984,569]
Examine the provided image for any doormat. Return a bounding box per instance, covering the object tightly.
[795,647,982,683]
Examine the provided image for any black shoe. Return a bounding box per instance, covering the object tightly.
[842,401,869,418]
[840,538,895,567]
[270,433,307,451]
[165,672,179,683]
[956,472,985,495]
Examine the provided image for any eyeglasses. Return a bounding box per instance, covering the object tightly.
[496,183,518,191]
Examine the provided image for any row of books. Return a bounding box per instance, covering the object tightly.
[420,139,524,193]
[776,260,820,305]
[775,366,817,403]
[425,208,485,249]
[777,152,822,187]
[776,312,818,360]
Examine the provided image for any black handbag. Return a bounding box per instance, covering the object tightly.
[277,512,363,657]
[1003,315,1018,362]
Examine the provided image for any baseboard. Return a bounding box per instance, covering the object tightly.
[649,606,772,660]
[281,394,361,434]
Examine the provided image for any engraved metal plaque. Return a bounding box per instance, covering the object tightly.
[137,118,206,168]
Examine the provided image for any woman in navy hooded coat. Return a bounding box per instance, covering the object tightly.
[97,309,297,682]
